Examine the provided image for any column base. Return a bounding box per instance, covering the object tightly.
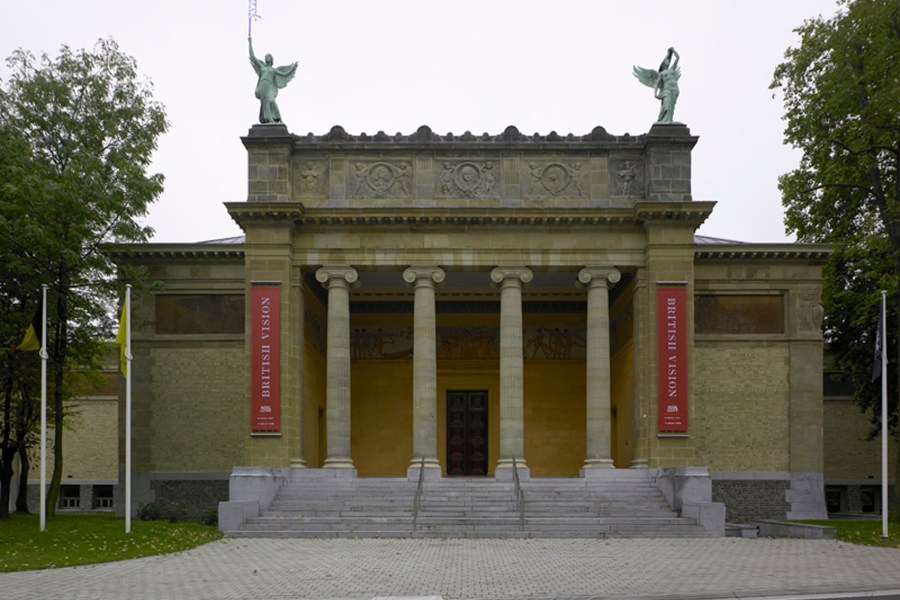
[495,458,530,481]
[630,458,649,469]
[407,458,442,482]
[289,458,308,468]
[322,457,356,470]
[581,458,615,471]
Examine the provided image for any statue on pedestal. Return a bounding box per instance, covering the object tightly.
[248,37,298,124]
[633,47,681,123]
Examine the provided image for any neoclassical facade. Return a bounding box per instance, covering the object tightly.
[111,122,832,521]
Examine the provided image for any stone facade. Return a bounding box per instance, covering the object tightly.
[106,122,835,522]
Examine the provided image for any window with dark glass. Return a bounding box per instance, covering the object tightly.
[155,294,245,334]
[695,294,784,334]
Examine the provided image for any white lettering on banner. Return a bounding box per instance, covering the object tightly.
[666,297,677,350]
[666,297,678,398]
[667,356,678,397]
[260,296,271,340]
[260,343,271,398]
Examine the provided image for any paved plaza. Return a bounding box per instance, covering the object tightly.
[3,537,900,600]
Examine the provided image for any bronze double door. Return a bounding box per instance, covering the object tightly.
[446,390,488,476]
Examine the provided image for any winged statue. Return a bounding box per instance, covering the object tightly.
[249,37,298,124]
[633,47,681,123]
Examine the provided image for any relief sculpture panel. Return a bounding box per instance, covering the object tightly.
[435,160,499,199]
[525,161,586,199]
[349,326,586,360]
[610,158,643,197]
[294,160,328,197]
[349,160,413,199]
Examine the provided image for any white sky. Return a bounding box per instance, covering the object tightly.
[0,0,839,244]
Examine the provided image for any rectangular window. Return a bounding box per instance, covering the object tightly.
[93,485,114,510]
[60,485,80,509]
[824,372,854,398]
[155,294,245,335]
[695,294,784,334]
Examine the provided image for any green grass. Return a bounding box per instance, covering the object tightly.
[800,517,900,548]
[0,513,222,572]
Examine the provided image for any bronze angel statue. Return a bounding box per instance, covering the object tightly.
[249,37,298,124]
[633,47,681,123]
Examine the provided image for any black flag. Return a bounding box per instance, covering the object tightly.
[872,295,885,383]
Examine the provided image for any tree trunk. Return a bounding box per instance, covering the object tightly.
[0,447,13,520]
[46,280,68,519]
[46,366,64,518]
[15,443,29,513]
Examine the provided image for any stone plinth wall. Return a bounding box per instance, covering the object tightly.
[713,478,790,522]
[150,479,229,520]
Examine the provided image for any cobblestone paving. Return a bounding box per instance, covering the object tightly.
[2,537,900,600]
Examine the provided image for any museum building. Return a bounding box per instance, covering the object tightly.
[108,121,834,529]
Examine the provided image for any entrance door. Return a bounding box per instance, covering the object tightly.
[446,390,488,476]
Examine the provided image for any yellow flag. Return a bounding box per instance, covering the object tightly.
[115,301,128,376]
[16,297,42,352]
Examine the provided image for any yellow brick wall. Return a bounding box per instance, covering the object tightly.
[824,399,898,480]
[304,339,326,468]
[612,341,634,468]
[524,361,585,476]
[345,311,589,476]
[693,342,790,471]
[351,361,413,476]
[45,398,118,480]
[149,345,245,471]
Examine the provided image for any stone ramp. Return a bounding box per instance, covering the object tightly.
[226,470,715,538]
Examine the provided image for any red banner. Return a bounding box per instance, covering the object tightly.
[251,284,281,432]
[657,285,687,431]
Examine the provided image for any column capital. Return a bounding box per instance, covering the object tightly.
[577,267,621,289]
[490,266,533,287]
[402,266,446,286]
[315,265,359,288]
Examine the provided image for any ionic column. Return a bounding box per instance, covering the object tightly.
[403,266,445,477]
[491,267,533,477]
[578,267,621,471]
[315,266,359,470]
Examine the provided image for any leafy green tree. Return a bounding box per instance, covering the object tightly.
[0,38,167,518]
[771,0,900,510]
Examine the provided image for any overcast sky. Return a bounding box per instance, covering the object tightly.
[1,0,840,244]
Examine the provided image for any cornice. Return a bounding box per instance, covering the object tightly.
[104,243,244,262]
[242,123,698,152]
[694,243,832,262]
[218,201,716,231]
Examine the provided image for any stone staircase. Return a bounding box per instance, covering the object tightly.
[226,470,715,538]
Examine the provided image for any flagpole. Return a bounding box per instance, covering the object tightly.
[39,284,48,532]
[881,290,889,538]
[125,284,132,534]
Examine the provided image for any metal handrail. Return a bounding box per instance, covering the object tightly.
[512,457,525,530]
[412,456,425,532]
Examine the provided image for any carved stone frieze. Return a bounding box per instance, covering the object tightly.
[611,158,643,197]
[349,160,413,199]
[525,161,586,198]
[435,160,499,199]
[295,160,327,196]
[348,325,588,360]
[798,293,824,333]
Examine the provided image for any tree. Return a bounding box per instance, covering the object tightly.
[771,0,900,511]
[0,38,167,518]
